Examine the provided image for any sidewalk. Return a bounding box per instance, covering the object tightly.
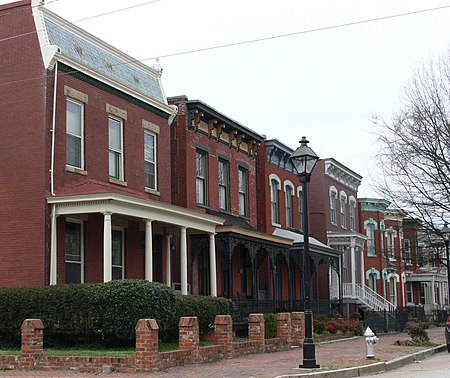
[0,326,446,377]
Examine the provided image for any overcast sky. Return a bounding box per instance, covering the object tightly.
[4,0,450,196]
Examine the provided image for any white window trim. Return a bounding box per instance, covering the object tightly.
[269,174,281,226]
[340,191,348,229]
[66,98,85,172]
[285,183,294,228]
[329,186,338,225]
[108,116,125,182]
[349,196,357,231]
[144,130,157,191]
[65,218,84,284]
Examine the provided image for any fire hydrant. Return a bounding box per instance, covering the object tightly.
[364,327,378,359]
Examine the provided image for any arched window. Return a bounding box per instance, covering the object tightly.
[284,181,295,228]
[269,174,281,225]
[364,218,378,256]
[329,186,338,225]
[340,191,348,229]
[349,196,357,231]
[297,186,303,231]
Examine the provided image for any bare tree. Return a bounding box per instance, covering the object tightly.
[371,52,450,237]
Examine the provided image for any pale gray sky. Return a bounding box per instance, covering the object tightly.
[4,0,450,196]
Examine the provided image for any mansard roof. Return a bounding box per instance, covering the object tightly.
[33,1,174,117]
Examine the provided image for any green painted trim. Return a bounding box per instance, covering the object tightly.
[58,63,170,119]
[358,198,391,212]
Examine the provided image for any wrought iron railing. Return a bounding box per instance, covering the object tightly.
[233,299,331,321]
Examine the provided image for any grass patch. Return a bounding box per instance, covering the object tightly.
[44,347,135,357]
[0,340,216,357]
[0,348,20,355]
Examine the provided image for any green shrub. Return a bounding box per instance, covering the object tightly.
[313,316,363,336]
[264,313,277,339]
[173,295,233,339]
[0,280,176,347]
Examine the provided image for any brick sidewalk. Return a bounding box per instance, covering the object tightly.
[0,326,445,377]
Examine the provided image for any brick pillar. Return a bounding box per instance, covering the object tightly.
[21,319,44,369]
[135,319,160,372]
[214,315,233,358]
[291,312,305,346]
[276,312,291,347]
[248,313,265,351]
[179,316,199,362]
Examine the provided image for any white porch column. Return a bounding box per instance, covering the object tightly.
[180,226,188,295]
[360,246,365,287]
[49,205,57,285]
[165,234,172,287]
[350,237,356,297]
[103,212,112,282]
[145,220,153,281]
[209,233,217,297]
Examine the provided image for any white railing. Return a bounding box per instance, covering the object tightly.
[342,283,396,312]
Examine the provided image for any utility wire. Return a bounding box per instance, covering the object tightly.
[1,4,450,88]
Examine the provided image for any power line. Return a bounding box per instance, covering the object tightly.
[72,0,161,23]
[1,4,450,88]
[146,4,450,60]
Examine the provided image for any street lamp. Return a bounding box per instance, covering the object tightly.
[290,136,320,369]
[441,224,450,307]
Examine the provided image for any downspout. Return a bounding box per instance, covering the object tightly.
[50,61,58,196]
[49,61,58,284]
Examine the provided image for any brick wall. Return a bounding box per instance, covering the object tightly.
[0,0,50,287]
[2,313,306,373]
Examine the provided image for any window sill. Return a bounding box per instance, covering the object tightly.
[145,188,160,196]
[109,178,127,187]
[389,258,397,262]
[272,222,281,228]
[367,253,377,257]
[65,165,87,176]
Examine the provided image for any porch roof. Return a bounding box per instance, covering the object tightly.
[273,228,342,257]
[47,193,224,233]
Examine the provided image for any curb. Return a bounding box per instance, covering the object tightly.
[275,344,446,378]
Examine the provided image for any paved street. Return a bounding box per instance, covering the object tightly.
[370,351,450,377]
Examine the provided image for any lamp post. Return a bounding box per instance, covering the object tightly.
[441,224,450,307]
[290,136,320,369]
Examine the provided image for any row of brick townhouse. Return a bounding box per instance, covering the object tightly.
[0,0,341,316]
[0,0,446,320]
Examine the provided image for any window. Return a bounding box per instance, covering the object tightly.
[218,159,230,211]
[286,185,293,228]
[144,131,156,190]
[406,282,413,303]
[330,187,337,225]
[404,239,411,264]
[366,223,376,255]
[387,230,395,259]
[238,167,248,217]
[340,192,347,229]
[389,277,396,305]
[109,117,123,180]
[196,150,208,205]
[419,283,426,305]
[298,188,304,231]
[112,229,124,280]
[65,221,83,284]
[349,197,356,231]
[66,99,84,169]
[271,179,280,224]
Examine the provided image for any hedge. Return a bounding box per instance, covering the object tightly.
[174,294,234,337]
[0,280,176,347]
[0,281,234,347]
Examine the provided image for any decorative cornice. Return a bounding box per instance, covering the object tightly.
[324,158,362,191]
